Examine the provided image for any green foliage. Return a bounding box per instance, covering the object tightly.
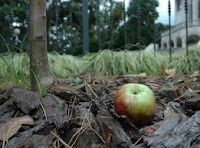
[0,47,200,84]
[0,0,27,53]
[133,52,166,75]
[0,0,164,54]
[84,50,136,75]
[49,53,84,78]
[170,47,200,74]
[0,53,29,86]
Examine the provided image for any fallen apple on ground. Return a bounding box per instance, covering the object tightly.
[114,83,156,125]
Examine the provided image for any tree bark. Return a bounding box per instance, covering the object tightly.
[30,0,53,92]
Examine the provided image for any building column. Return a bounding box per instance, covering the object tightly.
[161,42,164,49]
[182,38,186,48]
[174,39,178,48]
[192,0,199,25]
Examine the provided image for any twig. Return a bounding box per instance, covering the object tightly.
[68,122,89,145]
[132,136,144,146]
[39,99,48,121]
[68,103,92,147]
[67,97,76,122]
[126,118,139,131]
[70,123,90,148]
[50,131,71,148]
[52,129,60,148]
[100,115,113,119]
[90,127,106,144]
[2,140,5,148]
[157,100,167,107]
[84,80,98,99]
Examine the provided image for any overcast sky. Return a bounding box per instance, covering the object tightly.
[116,0,175,24]
[156,0,175,24]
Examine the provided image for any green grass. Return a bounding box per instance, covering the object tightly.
[0,46,199,85]
[49,53,84,78]
[170,47,200,74]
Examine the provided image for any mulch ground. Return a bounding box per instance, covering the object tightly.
[0,74,200,148]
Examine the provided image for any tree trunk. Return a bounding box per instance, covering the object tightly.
[30,0,53,92]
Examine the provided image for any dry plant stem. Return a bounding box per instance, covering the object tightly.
[68,104,92,146]
[67,98,76,122]
[39,99,48,121]
[57,139,60,148]
[70,123,90,147]
[2,140,5,148]
[14,111,20,117]
[127,118,139,131]
[84,80,98,98]
[133,136,144,146]
[67,121,90,146]
[51,131,71,148]
[157,100,167,107]
[90,127,106,144]
[98,119,107,141]
[100,115,113,119]
[52,129,60,148]
[172,90,200,103]
[53,140,57,148]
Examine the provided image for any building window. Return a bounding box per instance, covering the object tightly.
[177,0,181,11]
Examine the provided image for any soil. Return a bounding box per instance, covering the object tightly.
[0,74,200,148]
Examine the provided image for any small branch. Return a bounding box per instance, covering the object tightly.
[51,131,71,148]
[133,136,144,146]
[84,80,98,99]
[39,99,48,121]
[90,127,106,144]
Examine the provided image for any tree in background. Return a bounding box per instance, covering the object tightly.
[0,0,27,52]
[0,0,169,54]
[113,0,159,49]
[30,0,53,91]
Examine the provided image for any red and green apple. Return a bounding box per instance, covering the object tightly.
[114,83,156,125]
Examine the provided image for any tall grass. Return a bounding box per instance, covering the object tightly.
[0,46,199,84]
[170,47,200,74]
[0,53,29,85]
[84,50,136,75]
[84,50,168,75]
[49,53,84,78]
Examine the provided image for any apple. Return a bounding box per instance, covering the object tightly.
[114,83,156,125]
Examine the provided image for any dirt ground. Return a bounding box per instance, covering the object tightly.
[0,74,200,148]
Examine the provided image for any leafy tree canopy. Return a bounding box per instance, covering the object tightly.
[0,0,168,54]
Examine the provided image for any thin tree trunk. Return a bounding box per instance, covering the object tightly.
[30,0,53,92]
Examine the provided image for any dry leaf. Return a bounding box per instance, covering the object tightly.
[165,69,176,77]
[0,116,34,142]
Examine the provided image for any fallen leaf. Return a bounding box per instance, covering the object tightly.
[0,116,34,142]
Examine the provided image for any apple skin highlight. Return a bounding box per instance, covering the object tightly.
[114,84,156,125]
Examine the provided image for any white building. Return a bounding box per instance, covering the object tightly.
[161,0,200,49]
